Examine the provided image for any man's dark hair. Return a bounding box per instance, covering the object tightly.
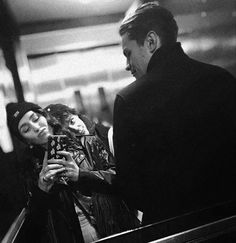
[119,2,178,46]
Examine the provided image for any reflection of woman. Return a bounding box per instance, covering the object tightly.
[6,102,139,243]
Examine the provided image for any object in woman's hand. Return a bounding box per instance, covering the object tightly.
[47,135,69,160]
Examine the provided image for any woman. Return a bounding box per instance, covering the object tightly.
[44,103,113,156]
[6,101,139,243]
[44,104,140,237]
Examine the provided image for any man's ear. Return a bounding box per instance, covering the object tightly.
[145,31,161,53]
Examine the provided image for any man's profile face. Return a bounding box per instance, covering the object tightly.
[121,33,150,79]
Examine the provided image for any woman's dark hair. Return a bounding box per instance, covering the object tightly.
[44,104,77,129]
[119,2,178,46]
[44,104,93,143]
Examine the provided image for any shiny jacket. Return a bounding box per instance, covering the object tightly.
[21,124,136,243]
[21,125,112,242]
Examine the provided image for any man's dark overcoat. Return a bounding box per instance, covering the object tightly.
[113,43,236,225]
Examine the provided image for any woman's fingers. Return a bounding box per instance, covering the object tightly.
[44,163,64,174]
[57,151,73,161]
[47,158,67,166]
[44,167,66,181]
[43,151,79,183]
[42,151,48,168]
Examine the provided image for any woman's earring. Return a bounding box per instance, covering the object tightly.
[29,144,34,149]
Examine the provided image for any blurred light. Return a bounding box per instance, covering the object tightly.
[201,12,207,17]
[0,90,13,153]
[30,46,125,84]
[181,35,236,53]
[79,0,115,4]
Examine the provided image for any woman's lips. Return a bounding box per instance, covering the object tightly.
[38,128,47,137]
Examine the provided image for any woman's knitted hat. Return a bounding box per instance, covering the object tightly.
[6,101,43,141]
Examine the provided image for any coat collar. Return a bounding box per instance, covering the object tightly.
[147,42,186,73]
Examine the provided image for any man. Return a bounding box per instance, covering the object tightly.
[113,2,236,225]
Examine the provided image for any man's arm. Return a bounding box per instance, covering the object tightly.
[113,95,145,209]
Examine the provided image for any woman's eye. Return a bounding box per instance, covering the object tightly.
[32,115,39,122]
[22,127,30,133]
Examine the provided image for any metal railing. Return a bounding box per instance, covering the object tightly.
[1,208,27,243]
[3,201,236,243]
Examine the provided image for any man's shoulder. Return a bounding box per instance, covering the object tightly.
[190,57,235,79]
[118,75,148,100]
[118,80,138,98]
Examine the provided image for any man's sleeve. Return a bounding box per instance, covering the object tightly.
[113,95,144,209]
[113,95,132,175]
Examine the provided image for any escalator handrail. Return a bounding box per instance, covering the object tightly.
[150,215,236,243]
[1,207,27,243]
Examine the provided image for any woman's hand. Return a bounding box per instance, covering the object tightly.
[38,151,66,193]
[56,151,80,182]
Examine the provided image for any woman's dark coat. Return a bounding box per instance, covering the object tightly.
[20,123,138,242]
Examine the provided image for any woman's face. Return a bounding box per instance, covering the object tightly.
[67,114,89,135]
[18,111,52,145]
